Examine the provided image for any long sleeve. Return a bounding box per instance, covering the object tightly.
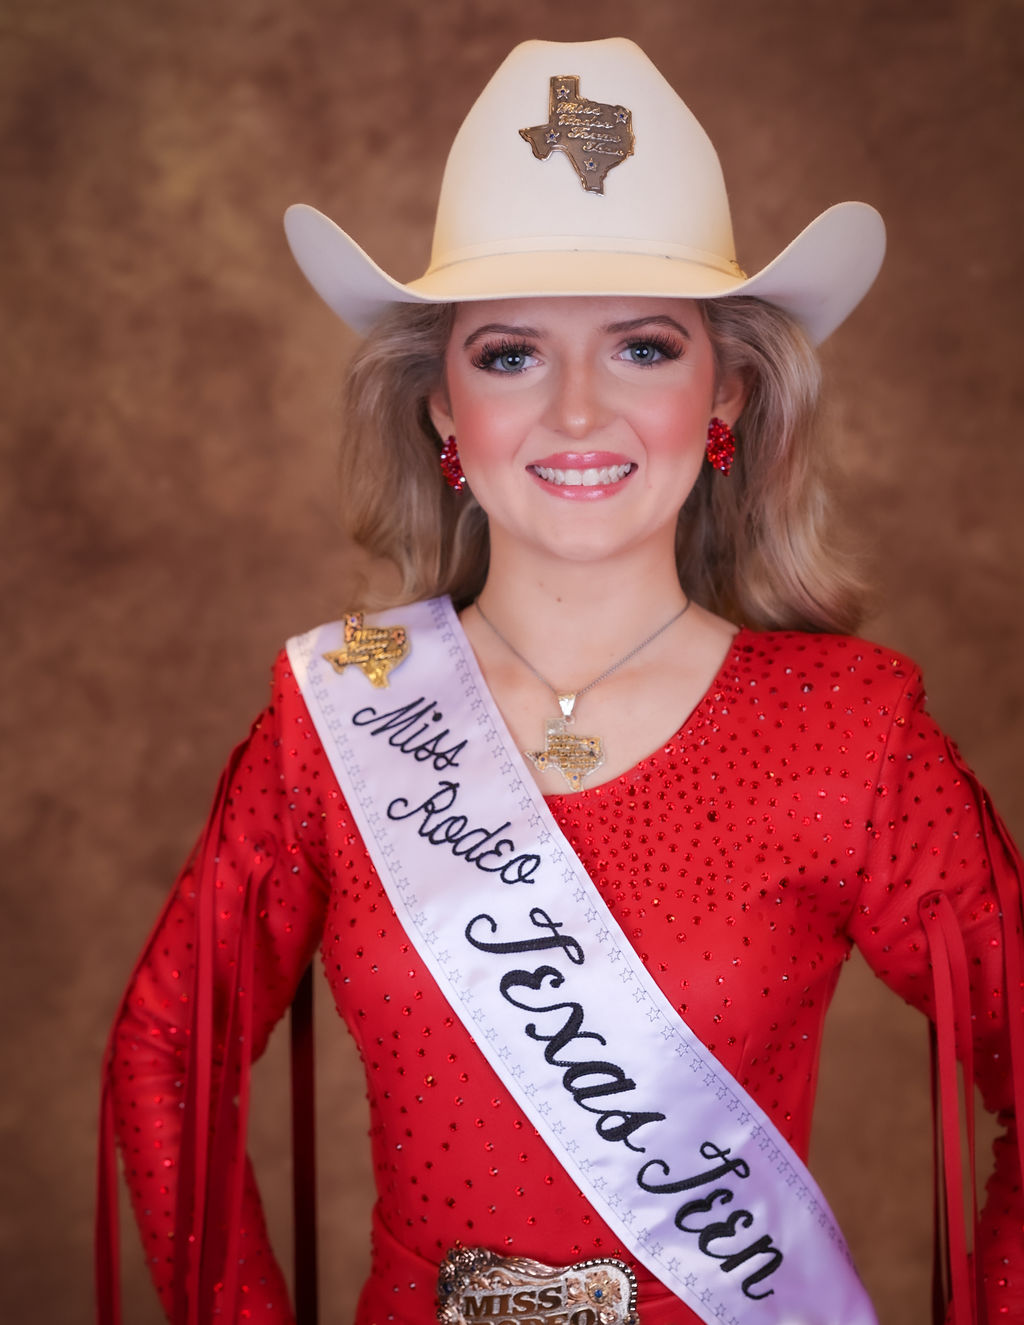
[849,669,1024,1320]
[100,658,330,1322]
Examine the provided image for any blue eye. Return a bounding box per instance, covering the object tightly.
[472,340,537,374]
[618,335,682,365]
[494,350,528,372]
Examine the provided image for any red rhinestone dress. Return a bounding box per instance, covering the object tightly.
[103,629,1024,1323]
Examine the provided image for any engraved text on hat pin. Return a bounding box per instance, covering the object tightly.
[520,75,634,194]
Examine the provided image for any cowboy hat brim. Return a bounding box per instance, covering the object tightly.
[283,200,884,346]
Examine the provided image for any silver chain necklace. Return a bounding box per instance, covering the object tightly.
[474,597,691,791]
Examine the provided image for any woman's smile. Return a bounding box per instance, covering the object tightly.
[528,450,637,496]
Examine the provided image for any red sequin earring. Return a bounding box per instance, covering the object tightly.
[439,435,467,491]
[705,417,736,475]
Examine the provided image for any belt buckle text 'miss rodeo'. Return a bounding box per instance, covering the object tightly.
[437,1247,640,1324]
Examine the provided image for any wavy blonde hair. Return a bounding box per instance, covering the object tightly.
[338,296,865,632]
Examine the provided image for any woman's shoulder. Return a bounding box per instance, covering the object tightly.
[724,626,924,711]
[732,626,920,675]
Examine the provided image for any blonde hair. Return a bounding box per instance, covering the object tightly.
[338,297,865,632]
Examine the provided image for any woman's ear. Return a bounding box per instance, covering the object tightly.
[427,385,454,442]
[713,367,749,428]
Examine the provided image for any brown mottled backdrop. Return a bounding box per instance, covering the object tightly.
[2,1,1022,1322]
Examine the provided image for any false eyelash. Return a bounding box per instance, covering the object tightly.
[622,333,684,362]
[471,338,535,371]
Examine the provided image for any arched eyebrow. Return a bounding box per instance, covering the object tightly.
[460,313,693,350]
[461,322,541,349]
[604,315,692,338]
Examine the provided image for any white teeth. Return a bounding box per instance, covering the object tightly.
[533,463,632,487]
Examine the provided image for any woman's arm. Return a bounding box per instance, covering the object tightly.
[849,673,1024,1320]
[100,658,330,1323]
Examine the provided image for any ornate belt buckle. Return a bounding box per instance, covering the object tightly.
[437,1246,639,1324]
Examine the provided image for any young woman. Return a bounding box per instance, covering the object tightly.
[98,38,1023,1325]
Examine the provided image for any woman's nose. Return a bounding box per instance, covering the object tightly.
[545,356,608,439]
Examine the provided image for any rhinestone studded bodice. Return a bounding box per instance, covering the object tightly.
[109,629,1023,1323]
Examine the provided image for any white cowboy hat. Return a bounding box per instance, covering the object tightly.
[284,37,884,345]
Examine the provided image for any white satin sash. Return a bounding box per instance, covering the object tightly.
[286,597,877,1325]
